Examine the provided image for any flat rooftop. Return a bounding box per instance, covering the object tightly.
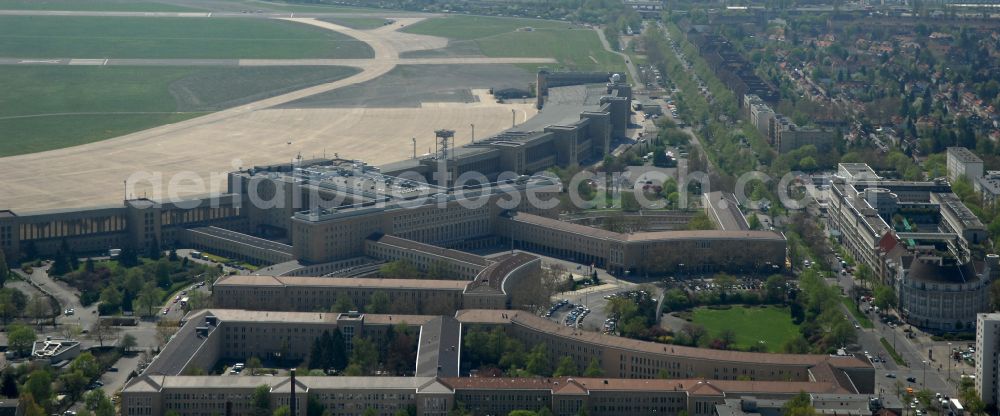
[215,275,469,290]
[518,85,605,131]
[439,376,848,395]
[507,212,784,242]
[948,147,983,164]
[370,234,490,267]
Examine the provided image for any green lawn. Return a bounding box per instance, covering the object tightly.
[0,16,373,59]
[403,15,568,41]
[691,305,801,353]
[0,65,358,156]
[0,0,197,11]
[403,15,624,72]
[0,0,381,12]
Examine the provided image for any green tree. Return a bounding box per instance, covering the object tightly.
[0,291,17,325]
[331,328,348,371]
[247,356,263,376]
[332,294,356,313]
[349,337,379,375]
[136,282,164,317]
[367,292,390,314]
[687,212,715,230]
[0,249,8,287]
[583,358,603,377]
[120,333,138,354]
[69,352,100,379]
[781,336,811,354]
[621,191,641,212]
[154,259,171,288]
[874,284,897,310]
[26,294,49,327]
[380,260,420,278]
[782,392,817,416]
[99,286,123,313]
[60,370,88,399]
[273,406,291,416]
[764,275,787,303]
[525,344,551,376]
[0,371,18,398]
[251,385,271,416]
[306,395,326,416]
[23,370,52,404]
[426,260,452,279]
[20,394,45,416]
[82,390,112,416]
[553,356,578,377]
[7,324,36,356]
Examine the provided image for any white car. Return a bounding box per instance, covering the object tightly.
[64,308,74,316]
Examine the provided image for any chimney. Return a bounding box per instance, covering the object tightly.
[290,368,297,416]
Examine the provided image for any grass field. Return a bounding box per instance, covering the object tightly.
[691,305,801,353]
[0,16,373,59]
[403,15,624,72]
[0,0,196,11]
[0,65,358,156]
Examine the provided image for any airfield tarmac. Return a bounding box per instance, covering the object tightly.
[0,15,549,212]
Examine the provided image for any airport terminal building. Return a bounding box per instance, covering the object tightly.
[0,72,784,279]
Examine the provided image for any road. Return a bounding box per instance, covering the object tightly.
[819,248,961,407]
[13,263,100,330]
[594,27,640,87]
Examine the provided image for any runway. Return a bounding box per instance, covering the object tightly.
[0,16,546,212]
[0,9,431,18]
[0,57,555,67]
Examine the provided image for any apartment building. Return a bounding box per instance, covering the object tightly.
[978,313,1000,407]
[828,163,995,331]
[947,147,984,182]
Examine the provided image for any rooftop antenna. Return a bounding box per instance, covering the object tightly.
[412,137,417,159]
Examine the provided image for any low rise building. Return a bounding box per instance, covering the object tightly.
[769,115,835,154]
[31,338,80,364]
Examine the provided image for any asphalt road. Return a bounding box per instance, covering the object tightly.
[14,263,100,330]
[594,27,639,86]
[822,250,961,407]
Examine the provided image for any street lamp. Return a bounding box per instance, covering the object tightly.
[922,360,927,389]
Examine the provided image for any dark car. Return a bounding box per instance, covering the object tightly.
[907,376,917,383]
